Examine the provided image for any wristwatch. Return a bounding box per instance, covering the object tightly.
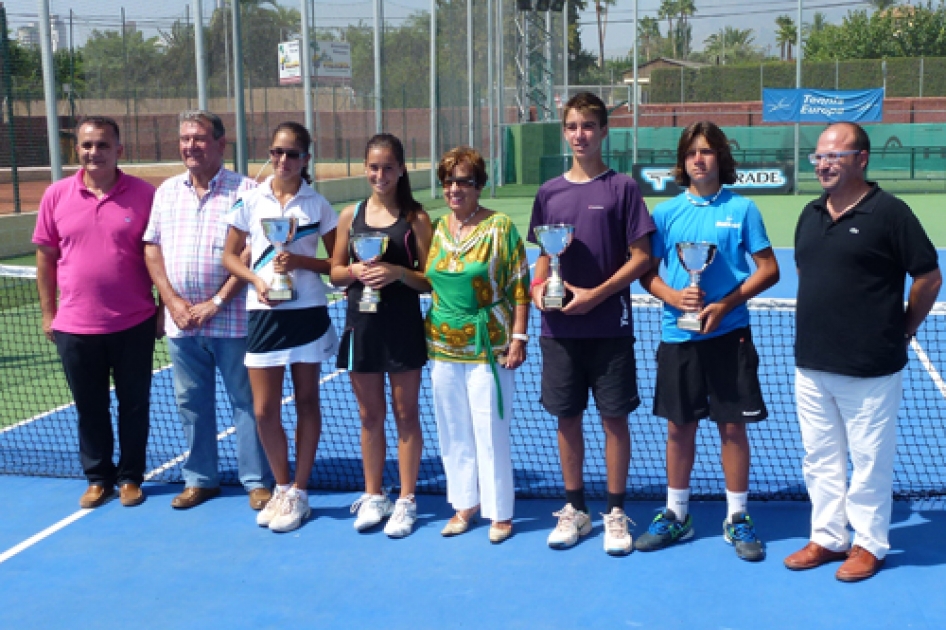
[212,295,224,308]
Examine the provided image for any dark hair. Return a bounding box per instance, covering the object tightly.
[437,146,488,189]
[272,121,313,184]
[673,121,738,187]
[562,92,608,128]
[365,133,422,223]
[179,110,226,140]
[77,116,120,143]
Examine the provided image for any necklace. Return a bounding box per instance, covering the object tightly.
[452,206,481,238]
[685,188,723,207]
[829,188,870,219]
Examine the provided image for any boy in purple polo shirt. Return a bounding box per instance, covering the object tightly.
[34,116,158,509]
[528,92,655,556]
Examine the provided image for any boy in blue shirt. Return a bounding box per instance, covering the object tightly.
[637,121,780,561]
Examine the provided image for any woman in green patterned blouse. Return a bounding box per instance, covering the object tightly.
[425,146,531,544]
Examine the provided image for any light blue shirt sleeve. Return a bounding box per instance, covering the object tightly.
[743,200,772,255]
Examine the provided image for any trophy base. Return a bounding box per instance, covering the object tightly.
[358,301,380,313]
[543,295,564,310]
[677,316,702,332]
[268,288,296,302]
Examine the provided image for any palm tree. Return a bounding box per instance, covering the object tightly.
[868,0,897,10]
[676,0,696,57]
[704,27,756,65]
[658,0,678,58]
[594,0,617,68]
[637,16,661,61]
[775,15,797,61]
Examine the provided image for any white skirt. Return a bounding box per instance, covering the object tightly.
[245,324,339,368]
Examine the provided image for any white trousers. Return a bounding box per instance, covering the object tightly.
[795,367,902,560]
[431,360,515,521]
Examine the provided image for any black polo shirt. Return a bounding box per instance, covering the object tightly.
[794,184,939,377]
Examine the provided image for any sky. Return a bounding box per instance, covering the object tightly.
[2,0,877,62]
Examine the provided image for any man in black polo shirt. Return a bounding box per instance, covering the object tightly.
[785,122,941,582]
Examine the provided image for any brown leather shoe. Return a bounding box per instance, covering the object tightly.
[836,545,885,582]
[249,488,272,511]
[119,483,145,507]
[171,486,221,509]
[79,484,114,509]
[784,542,849,571]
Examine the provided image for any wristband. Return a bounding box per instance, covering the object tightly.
[530,277,546,290]
[511,333,529,343]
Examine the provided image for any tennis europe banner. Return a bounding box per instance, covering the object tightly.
[762,89,884,123]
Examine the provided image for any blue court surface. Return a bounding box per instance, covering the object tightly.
[3,248,946,628]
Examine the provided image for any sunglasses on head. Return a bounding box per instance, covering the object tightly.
[269,148,307,160]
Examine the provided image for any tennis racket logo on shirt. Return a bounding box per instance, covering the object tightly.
[260,217,298,302]
[675,241,717,332]
[351,232,390,313]
[534,223,575,310]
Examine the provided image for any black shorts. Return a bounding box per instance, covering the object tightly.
[653,327,768,426]
[539,336,640,418]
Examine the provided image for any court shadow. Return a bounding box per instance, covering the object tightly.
[886,505,946,569]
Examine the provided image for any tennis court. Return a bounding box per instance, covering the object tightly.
[2,193,946,628]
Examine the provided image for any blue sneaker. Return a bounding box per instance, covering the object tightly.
[634,509,694,551]
[723,512,766,562]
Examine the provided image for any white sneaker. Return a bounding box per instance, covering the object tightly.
[383,495,418,539]
[547,503,592,549]
[269,488,311,533]
[256,486,287,528]
[351,493,395,532]
[602,507,634,556]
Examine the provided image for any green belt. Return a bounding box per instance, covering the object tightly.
[440,300,506,419]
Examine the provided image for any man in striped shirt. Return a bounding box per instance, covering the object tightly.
[144,110,272,510]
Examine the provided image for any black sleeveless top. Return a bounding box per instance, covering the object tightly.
[336,201,427,373]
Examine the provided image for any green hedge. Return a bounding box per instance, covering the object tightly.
[649,57,946,103]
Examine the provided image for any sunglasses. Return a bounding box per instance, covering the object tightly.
[269,148,308,160]
[442,177,478,189]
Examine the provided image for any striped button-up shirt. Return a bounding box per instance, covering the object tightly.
[144,168,256,338]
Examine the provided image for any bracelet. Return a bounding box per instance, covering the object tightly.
[511,333,529,343]
[529,277,546,290]
[348,266,356,280]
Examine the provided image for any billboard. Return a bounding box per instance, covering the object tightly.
[278,40,352,86]
[762,89,884,123]
[633,164,794,197]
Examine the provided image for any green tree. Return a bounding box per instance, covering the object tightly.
[775,15,797,61]
[637,16,662,61]
[593,0,617,68]
[658,0,678,58]
[676,0,696,57]
[81,28,163,97]
[804,4,946,60]
[699,27,760,65]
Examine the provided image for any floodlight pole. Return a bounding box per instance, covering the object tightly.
[301,0,315,154]
[374,0,383,133]
[37,0,61,181]
[231,0,248,174]
[467,0,474,146]
[194,0,208,110]
[497,0,505,186]
[632,0,638,165]
[430,0,437,197]
[794,0,802,195]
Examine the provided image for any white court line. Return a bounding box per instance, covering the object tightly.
[911,338,946,400]
[0,367,347,565]
[2,363,174,434]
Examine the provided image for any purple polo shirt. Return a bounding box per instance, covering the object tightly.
[33,169,157,334]
[528,169,655,338]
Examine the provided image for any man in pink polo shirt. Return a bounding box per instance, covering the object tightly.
[34,116,159,509]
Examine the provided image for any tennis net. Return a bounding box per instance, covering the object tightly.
[2,264,945,500]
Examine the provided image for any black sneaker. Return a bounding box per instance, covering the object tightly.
[634,509,694,551]
[723,512,766,562]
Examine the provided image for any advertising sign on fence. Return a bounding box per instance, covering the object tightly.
[278,40,352,86]
[762,88,884,123]
[633,164,794,197]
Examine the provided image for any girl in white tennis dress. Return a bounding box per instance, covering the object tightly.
[223,121,338,533]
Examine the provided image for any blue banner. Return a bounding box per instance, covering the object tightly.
[763,88,884,123]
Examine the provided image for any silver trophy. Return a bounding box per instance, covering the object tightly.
[351,232,390,313]
[260,217,298,302]
[675,241,718,332]
[534,224,575,310]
